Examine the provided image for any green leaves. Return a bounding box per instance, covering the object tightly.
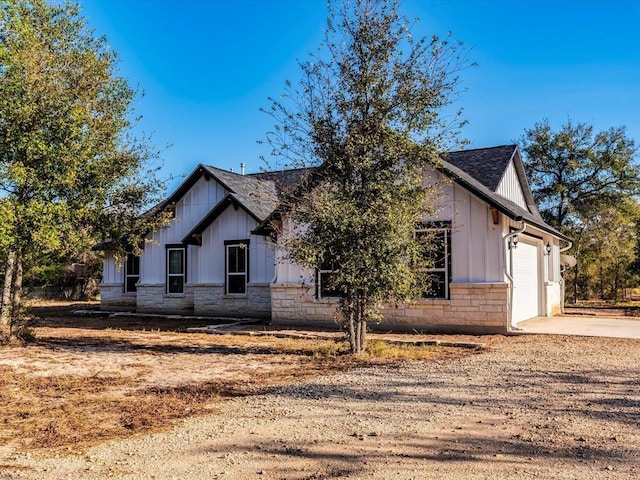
[520,119,639,230]
[266,0,470,351]
[0,1,166,297]
[521,119,640,302]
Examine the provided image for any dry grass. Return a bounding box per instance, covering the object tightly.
[0,303,474,453]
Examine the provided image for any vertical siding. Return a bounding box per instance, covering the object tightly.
[274,244,312,285]
[496,160,527,209]
[446,184,503,283]
[140,175,228,284]
[197,207,275,285]
[551,244,560,282]
[101,251,122,285]
[469,196,488,280]
[276,170,506,285]
[275,217,315,285]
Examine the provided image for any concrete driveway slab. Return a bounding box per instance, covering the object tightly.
[518,314,640,339]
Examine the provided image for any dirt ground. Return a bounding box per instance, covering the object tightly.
[1,303,639,479]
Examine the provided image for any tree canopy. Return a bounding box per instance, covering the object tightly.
[0,0,167,340]
[520,119,640,302]
[520,119,639,230]
[264,0,471,353]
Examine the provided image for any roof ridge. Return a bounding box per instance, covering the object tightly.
[445,144,517,155]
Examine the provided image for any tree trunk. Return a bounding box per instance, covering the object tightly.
[358,319,366,352]
[613,265,620,302]
[597,265,602,299]
[344,297,368,354]
[352,299,363,354]
[10,256,23,337]
[354,305,362,355]
[573,262,579,303]
[358,301,366,352]
[347,311,356,354]
[1,251,15,333]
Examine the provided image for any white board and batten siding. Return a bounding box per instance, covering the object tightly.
[101,251,121,284]
[141,176,227,284]
[275,171,506,286]
[496,160,527,209]
[434,177,504,283]
[274,217,315,285]
[197,206,275,285]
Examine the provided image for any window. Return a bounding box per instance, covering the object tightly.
[416,222,451,299]
[317,263,335,299]
[316,258,342,299]
[124,253,140,293]
[166,247,185,294]
[225,240,249,295]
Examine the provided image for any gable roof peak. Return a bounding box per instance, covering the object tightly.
[443,145,518,192]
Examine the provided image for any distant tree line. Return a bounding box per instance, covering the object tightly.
[520,119,640,302]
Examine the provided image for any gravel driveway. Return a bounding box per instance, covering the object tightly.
[4,334,640,479]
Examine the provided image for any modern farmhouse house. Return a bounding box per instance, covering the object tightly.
[99,145,572,333]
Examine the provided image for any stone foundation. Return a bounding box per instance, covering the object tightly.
[271,282,509,334]
[136,284,195,314]
[193,284,271,318]
[99,283,136,310]
[101,282,272,318]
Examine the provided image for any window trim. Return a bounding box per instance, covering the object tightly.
[224,239,249,296]
[416,221,452,300]
[123,252,140,294]
[166,244,186,295]
[316,268,337,300]
[316,257,343,300]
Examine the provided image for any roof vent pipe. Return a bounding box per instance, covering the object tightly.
[240,163,246,175]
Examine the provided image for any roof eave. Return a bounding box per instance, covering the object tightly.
[438,164,570,242]
[251,210,281,236]
[182,194,264,245]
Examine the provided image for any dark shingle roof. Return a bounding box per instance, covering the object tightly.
[441,144,544,222]
[179,166,281,245]
[443,145,516,191]
[251,167,311,188]
[251,145,566,240]
[438,155,567,240]
[202,165,279,221]
[154,145,567,244]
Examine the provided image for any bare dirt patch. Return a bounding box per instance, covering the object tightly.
[0,302,467,455]
[2,304,639,479]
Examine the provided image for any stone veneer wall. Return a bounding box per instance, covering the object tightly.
[99,283,136,310]
[271,282,509,334]
[136,284,195,314]
[193,284,271,318]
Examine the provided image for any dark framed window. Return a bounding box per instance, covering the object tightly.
[316,259,342,299]
[166,247,185,294]
[416,221,452,299]
[225,240,249,295]
[124,253,140,293]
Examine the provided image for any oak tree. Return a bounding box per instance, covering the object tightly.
[0,0,167,341]
[263,0,471,353]
[520,119,639,230]
[520,120,640,302]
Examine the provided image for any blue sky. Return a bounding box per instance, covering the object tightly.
[80,0,640,188]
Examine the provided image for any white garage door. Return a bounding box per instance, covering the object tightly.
[512,240,540,326]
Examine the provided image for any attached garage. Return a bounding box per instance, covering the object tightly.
[100,144,573,334]
[511,239,541,326]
